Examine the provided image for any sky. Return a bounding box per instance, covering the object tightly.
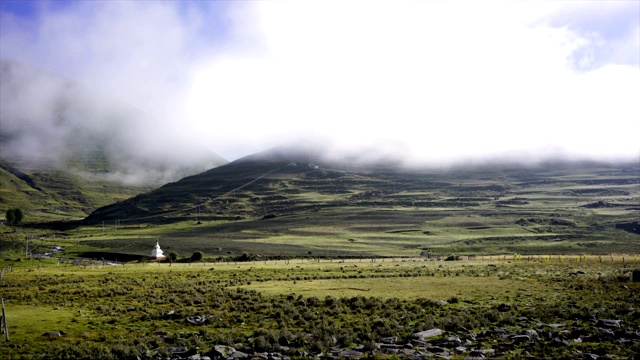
[1,0,639,166]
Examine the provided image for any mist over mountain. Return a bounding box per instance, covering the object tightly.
[0,59,227,186]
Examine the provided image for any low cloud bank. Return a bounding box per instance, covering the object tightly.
[1,1,638,173]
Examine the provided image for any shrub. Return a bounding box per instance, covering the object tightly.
[191,251,204,262]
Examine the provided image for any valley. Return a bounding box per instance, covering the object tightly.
[1,150,639,359]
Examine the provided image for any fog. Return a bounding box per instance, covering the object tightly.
[1,1,638,178]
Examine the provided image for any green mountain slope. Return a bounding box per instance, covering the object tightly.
[83,146,640,255]
[0,159,155,221]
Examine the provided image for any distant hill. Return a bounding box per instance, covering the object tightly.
[85,144,640,229]
[0,158,156,221]
[0,59,227,221]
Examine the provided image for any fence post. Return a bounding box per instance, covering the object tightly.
[1,298,8,341]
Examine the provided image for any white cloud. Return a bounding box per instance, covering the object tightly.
[185,1,639,162]
[1,0,638,165]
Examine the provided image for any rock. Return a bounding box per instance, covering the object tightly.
[454,346,467,354]
[597,319,622,328]
[43,331,62,337]
[186,315,210,326]
[541,323,566,329]
[492,328,512,335]
[469,349,495,357]
[209,345,236,357]
[340,349,363,358]
[522,329,538,338]
[160,336,175,344]
[428,346,449,354]
[164,310,180,320]
[278,336,290,346]
[166,346,187,354]
[379,343,404,351]
[497,303,513,312]
[230,350,249,359]
[446,335,462,346]
[411,339,428,348]
[597,328,615,340]
[435,300,448,306]
[399,348,425,358]
[380,336,398,344]
[552,338,571,347]
[509,335,530,343]
[414,328,443,340]
[558,330,571,338]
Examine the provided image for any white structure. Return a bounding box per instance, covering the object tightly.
[149,240,165,260]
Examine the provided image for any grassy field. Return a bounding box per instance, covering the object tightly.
[1,257,638,359]
[0,156,638,358]
[2,160,638,261]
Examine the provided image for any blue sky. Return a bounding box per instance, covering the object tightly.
[1,0,638,163]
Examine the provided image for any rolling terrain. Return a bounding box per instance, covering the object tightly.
[77,146,640,259]
[1,147,639,360]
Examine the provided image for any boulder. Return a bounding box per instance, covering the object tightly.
[497,303,513,312]
[42,331,62,337]
[229,350,249,359]
[380,336,398,344]
[445,335,462,346]
[208,345,236,357]
[413,328,443,341]
[597,319,622,328]
[469,349,495,357]
[186,315,210,326]
[551,338,571,347]
[509,335,531,343]
[339,349,364,358]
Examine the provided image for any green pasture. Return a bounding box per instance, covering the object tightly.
[1,257,639,358]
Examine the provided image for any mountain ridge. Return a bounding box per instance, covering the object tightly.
[84,144,640,225]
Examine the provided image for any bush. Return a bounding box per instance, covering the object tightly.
[191,251,204,262]
[5,208,23,225]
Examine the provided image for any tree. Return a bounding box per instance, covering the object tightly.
[5,209,15,225]
[191,251,204,262]
[168,252,178,263]
[13,209,23,224]
[5,209,23,226]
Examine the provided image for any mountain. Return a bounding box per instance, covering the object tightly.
[85,145,640,248]
[0,158,156,221]
[85,145,322,222]
[0,59,227,220]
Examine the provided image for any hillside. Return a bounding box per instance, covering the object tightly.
[0,59,227,221]
[0,158,156,221]
[82,146,640,257]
